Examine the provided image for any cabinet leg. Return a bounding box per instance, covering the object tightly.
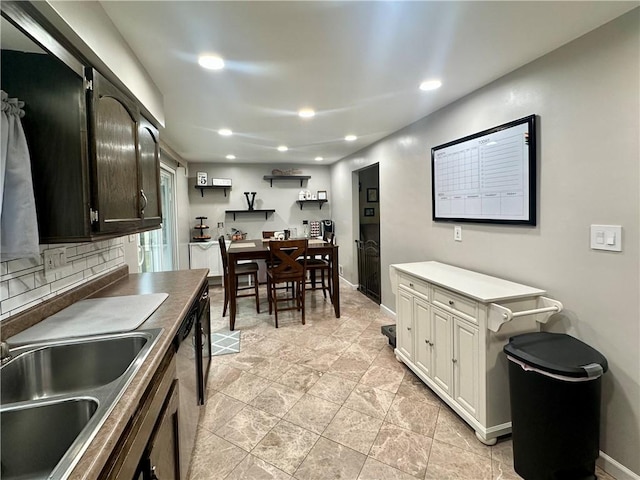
[475,431,497,446]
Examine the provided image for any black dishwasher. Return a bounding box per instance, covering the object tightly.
[174,282,210,480]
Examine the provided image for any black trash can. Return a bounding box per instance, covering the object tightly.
[503,332,608,480]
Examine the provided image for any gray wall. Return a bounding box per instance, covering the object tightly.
[187,164,332,242]
[331,10,639,475]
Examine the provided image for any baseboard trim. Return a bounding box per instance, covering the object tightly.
[380,304,396,319]
[338,276,359,290]
[598,452,640,480]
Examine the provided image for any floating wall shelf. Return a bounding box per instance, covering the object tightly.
[225,209,275,221]
[296,199,328,210]
[195,185,231,197]
[263,175,311,187]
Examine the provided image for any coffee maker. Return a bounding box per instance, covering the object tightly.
[321,219,334,238]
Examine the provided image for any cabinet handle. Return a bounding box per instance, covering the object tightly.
[452,358,457,363]
[140,189,148,214]
[407,327,411,331]
[409,282,414,287]
[424,339,429,344]
[448,300,454,306]
[429,341,434,347]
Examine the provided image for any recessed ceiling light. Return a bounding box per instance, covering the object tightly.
[298,108,315,119]
[315,156,323,161]
[198,55,225,70]
[345,135,357,142]
[277,145,288,152]
[218,128,232,136]
[419,79,442,91]
[226,154,236,160]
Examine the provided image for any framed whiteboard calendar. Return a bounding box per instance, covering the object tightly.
[431,115,537,225]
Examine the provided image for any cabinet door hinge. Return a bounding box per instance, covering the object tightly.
[90,208,99,223]
[84,79,93,91]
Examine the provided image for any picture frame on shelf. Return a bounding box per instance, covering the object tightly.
[364,207,375,217]
[196,171,208,186]
[317,190,328,200]
[366,187,378,203]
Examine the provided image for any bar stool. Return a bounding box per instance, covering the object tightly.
[219,236,260,316]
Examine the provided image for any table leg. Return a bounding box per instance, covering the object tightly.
[229,256,237,331]
[331,246,340,318]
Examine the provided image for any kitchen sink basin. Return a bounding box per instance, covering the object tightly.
[0,328,162,479]
[1,398,98,480]
[1,334,148,404]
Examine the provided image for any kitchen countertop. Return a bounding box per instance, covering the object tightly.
[60,268,209,479]
[390,261,546,302]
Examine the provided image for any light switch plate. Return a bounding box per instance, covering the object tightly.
[590,225,622,252]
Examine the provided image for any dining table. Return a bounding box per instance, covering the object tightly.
[226,238,340,330]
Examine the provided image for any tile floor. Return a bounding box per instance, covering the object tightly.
[189,281,616,480]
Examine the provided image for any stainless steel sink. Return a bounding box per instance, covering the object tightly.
[0,329,162,480]
[1,398,98,480]
[1,335,148,403]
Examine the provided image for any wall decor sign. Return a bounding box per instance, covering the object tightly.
[317,190,328,200]
[196,171,208,186]
[367,187,378,203]
[364,207,375,217]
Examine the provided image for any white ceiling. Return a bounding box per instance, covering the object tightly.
[100,1,636,165]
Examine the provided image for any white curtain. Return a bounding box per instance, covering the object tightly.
[1,90,39,261]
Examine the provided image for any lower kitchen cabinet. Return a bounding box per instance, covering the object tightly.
[390,261,548,445]
[101,350,181,479]
[452,314,479,418]
[144,380,180,480]
[395,287,414,360]
[430,305,453,397]
[189,241,226,277]
[413,293,432,378]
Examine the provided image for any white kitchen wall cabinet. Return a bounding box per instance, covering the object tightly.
[390,261,550,445]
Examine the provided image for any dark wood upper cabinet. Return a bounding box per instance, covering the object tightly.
[138,117,162,229]
[1,4,162,243]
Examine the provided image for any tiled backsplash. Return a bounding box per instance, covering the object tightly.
[0,238,125,321]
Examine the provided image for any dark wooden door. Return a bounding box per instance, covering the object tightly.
[139,117,162,229]
[89,69,142,234]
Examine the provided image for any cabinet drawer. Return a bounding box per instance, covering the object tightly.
[398,273,430,298]
[432,287,477,323]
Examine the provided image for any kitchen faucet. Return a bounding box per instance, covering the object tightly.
[0,341,11,365]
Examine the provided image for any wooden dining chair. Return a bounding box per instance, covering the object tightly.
[219,236,260,316]
[300,232,334,301]
[266,239,308,327]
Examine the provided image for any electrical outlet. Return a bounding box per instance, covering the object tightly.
[44,247,68,273]
[454,226,462,242]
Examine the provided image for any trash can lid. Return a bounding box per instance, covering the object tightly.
[503,332,608,378]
